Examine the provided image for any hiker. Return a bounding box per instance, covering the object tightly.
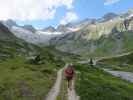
[64,64,75,90]
[90,58,94,67]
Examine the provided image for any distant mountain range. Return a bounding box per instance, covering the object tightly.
[1,20,62,45]
[0,9,133,58]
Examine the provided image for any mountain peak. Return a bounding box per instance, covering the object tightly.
[56,24,71,33]
[22,25,36,33]
[42,26,56,32]
[120,9,133,18]
[3,19,17,28]
[0,22,16,40]
[100,12,118,22]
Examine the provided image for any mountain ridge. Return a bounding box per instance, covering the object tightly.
[50,9,133,57]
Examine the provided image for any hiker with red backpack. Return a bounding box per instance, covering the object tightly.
[64,63,75,90]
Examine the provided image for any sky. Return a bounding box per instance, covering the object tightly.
[0,0,132,29]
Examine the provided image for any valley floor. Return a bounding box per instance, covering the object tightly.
[0,57,133,100]
[45,63,133,100]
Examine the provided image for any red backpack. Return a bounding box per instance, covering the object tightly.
[64,67,74,78]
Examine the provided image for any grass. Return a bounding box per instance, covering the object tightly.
[0,42,81,100]
[0,56,64,100]
[0,43,82,100]
[0,39,39,61]
[75,64,133,100]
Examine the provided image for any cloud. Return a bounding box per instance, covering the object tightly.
[60,11,78,25]
[0,0,74,21]
[104,0,120,5]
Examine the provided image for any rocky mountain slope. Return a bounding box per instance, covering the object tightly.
[50,9,133,57]
[0,22,39,60]
[1,20,62,45]
[42,26,56,32]
[22,25,36,33]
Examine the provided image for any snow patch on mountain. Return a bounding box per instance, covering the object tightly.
[11,26,61,45]
[38,31,62,35]
[67,27,81,32]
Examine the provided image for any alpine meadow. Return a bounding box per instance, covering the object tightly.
[0,0,133,100]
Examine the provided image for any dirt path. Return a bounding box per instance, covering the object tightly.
[78,52,133,65]
[103,69,133,83]
[67,79,80,100]
[45,64,80,100]
[45,68,63,100]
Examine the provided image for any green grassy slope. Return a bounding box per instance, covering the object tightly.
[0,46,66,100]
[0,39,39,60]
[0,22,40,61]
[82,31,133,58]
[0,36,79,99]
[75,64,133,100]
[40,46,81,63]
[0,57,55,100]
